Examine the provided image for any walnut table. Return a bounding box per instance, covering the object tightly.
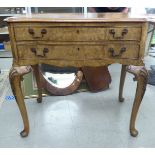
[5,13,150,137]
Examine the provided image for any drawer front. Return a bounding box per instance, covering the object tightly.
[17,44,105,60]
[105,44,140,59]
[14,27,106,41]
[107,27,141,41]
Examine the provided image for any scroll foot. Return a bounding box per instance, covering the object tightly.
[130,128,138,137]
[37,97,42,103]
[20,129,29,137]
[119,97,125,102]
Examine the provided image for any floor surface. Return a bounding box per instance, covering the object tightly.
[0,56,155,148]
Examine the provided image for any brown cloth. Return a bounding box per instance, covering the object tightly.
[81,66,111,92]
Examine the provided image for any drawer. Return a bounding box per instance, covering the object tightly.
[105,44,140,59]
[17,44,105,60]
[14,27,106,41]
[107,27,141,41]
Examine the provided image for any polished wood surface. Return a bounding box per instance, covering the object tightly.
[6,13,148,67]
[5,13,148,22]
[6,13,150,137]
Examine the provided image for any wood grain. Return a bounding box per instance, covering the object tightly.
[6,13,149,137]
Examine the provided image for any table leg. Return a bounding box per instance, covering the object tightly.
[32,65,42,103]
[119,65,127,102]
[9,66,32,137]
[126,65,148,137]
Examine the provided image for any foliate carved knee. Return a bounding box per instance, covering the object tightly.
[126,65,148,83]
[9,66,32,78]
[9,66,32,93]
[127,65,148,103]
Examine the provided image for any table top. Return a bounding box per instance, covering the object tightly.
[5,13,155,23]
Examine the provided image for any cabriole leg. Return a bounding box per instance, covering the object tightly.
[127,66,148,137]
[9,66,32,137]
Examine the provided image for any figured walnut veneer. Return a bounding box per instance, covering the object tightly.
[5,13,150,137]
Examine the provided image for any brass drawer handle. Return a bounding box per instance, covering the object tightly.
[43,48,49,54]
[109,28,128,39]
[28,28,35,35]
[31,48,49,57]
[28,28,47,39]
[30,47,36,53]
[108,47,126,57]
[41,29,47,35]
